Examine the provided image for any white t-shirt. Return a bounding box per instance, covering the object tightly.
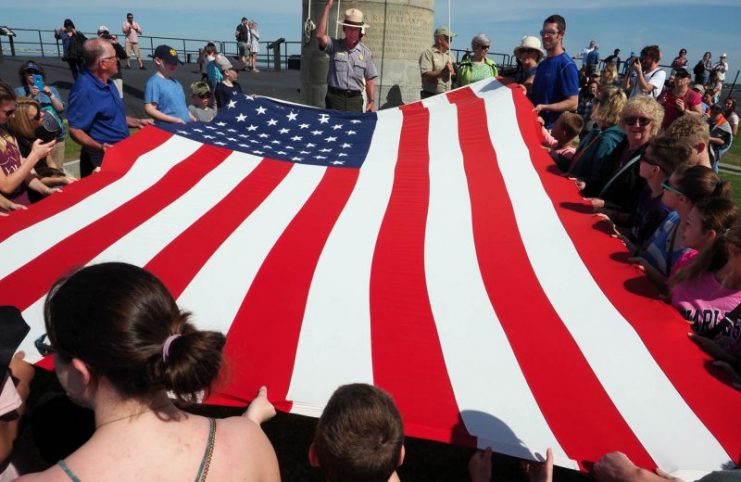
[630,67,666,99]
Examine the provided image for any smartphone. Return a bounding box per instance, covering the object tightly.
[33,74,44,91]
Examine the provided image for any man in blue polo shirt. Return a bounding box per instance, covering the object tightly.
[68,38,151,177]
[529,14,579,129]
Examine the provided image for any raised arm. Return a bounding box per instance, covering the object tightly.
[316,0,334,49]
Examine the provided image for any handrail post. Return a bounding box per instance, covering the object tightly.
[39,30,44,57]
[182,38,186,62]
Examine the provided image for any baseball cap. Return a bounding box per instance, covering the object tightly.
[675,67,692,78]
[434,27,457,38]
[151,45,183,65]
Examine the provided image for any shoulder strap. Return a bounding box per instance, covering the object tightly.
[195,418,217,482]
[57,460,82,482]
[597,150,643,198]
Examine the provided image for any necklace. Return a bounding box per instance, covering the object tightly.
[96,402,173,429]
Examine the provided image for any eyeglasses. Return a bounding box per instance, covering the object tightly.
[623,116,652,127]
[540,29,559,36]
[100,55,117,63]
[35,333,55,357]
[661,181,685,197]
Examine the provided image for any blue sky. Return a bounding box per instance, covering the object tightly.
[5,1,741,74]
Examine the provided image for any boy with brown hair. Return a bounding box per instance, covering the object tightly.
[663,114,712,168]
[310,383,405,482]
[542,112,584,170]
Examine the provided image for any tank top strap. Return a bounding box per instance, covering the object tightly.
[194,417,217,482]
[57,459,82,482]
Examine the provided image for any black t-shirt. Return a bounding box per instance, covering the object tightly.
[236,24,249,42]
[215,81,243,109]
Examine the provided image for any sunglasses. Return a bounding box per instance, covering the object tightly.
[32,110,41,121]
[35,333,55,357]
[197,93,211,99]
[640,155,662,169]
[661,181,685,197]
[623,116,652,127]
[475,44,490,50]
[540,29,559,36]
[25,69,41,75]
[1,108,16,116]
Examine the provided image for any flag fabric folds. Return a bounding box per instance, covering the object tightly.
[1,79,738,474]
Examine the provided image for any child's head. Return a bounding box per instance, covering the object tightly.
[552,112,583,144]
[152,44,181,77]
[662,164,730,215]
[682,198,741,251]
[639,135,689,182]
[663,115,710,166]
[223,65,239,82]
[672,218,741,287]
[311,384,404,482]
[190,81,211,108]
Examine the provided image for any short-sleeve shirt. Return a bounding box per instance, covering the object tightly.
[629,67,666,99]
[68,70,129,144]
[122,20,141,43]
[236,23,249,43]
[188,104,216,122]
[144,74,191,125]
[529,52,579,129]
[419,46,453,94]
[660,89,702,129]
[215,81,243,109]
[640,211,689,276]
[322,38,378,92]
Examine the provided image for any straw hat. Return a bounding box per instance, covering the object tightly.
[514,36,545,61]
[338,8,369,29]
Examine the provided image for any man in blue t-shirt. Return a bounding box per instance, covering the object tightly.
[144,44,193,125]
[529,14,579,129]
[68,38,152,177]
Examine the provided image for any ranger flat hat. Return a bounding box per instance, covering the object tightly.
[338,8,369,29]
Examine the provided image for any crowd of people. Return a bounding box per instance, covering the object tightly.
[0,8,740,482]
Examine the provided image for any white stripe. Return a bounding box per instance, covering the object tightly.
[481,87,730,471]
[425,93,573,468]
[0,136,202,280]
[286,109,403,414]
[18,152,264,363]
[177,163,326,334]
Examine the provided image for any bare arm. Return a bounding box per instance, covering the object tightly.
[534,95,578,115]
[0,140,54,195]
[316,0,334,49]
[365,78,376,112]
[69,127,108,152]
[144,103,185,124]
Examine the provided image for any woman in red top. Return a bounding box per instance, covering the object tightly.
[659,67,702,129]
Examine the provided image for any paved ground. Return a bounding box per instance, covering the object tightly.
[0,55,303,118]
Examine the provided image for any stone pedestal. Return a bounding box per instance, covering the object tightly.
[301,0,435,109]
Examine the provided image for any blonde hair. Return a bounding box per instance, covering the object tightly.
[7,97,40,140]
[664,114,710,146]
[600,63,618,88]
[620,96,664,137]
[591,86,627,127]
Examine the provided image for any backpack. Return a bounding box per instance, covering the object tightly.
[693,60,705,76]
[66,32,87,61]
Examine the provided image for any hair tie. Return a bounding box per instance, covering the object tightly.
[162,334,182,363]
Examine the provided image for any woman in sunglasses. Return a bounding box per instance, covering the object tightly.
[7,98,76,199]
[0,83,56,210]
[588,96,664,218]
[455,34,498,88]
[19,262,280,482]
[15,61,66,171]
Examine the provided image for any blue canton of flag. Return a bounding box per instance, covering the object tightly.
[161,95,378,169]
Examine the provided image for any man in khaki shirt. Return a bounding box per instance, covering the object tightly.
[419,27,456,98]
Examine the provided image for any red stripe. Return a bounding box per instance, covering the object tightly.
[0,128,172,244]
[447,87,655,468]
[217,166,359,410]
[146,159,293,299]
[0,143,229,311]
[512,88,741,465]
[370,102,476,445]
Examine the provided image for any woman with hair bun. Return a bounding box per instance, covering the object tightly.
[18,262,280,482]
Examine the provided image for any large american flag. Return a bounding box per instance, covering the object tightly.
[2,79,738,475]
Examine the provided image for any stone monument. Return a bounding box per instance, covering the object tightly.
[300,0,435,109]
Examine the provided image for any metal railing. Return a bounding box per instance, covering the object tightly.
[451,47,512,69]
[0,27,302,70]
